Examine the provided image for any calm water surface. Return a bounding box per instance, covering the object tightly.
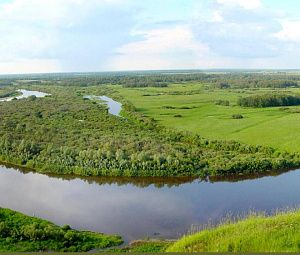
[0,89,50,101]
[84,95,122,116]
[1,165,300,241]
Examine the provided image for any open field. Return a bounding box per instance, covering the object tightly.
[115,83,300,152]
[167,210,300,252]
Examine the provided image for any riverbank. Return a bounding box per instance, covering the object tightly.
[3,207,300,252]
[167,210,300,252]
[0,208,122,252]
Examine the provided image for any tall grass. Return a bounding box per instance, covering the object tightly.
[167,209,300,252]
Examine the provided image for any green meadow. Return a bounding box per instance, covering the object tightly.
[115,83,300,152]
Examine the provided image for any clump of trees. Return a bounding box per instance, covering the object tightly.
[0,208,122,252]
[238,94,300,108]
[232,114,243,119]
[215,82,230,89]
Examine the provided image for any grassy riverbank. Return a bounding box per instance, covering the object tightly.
[106,240,173,253]
[3,207,300,253]
[167,210,300,252]
[0,208,122,252]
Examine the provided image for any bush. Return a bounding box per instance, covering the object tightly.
[238,94,300,108]
[232,114,243,119]
[215,100,230,106]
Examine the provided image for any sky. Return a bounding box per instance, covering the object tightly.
[0,0,300,74]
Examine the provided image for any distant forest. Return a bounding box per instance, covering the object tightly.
[1,71,299,88]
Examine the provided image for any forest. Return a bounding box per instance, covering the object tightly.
[1,70,299,88]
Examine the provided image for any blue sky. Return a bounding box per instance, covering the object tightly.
[0,0,300,74]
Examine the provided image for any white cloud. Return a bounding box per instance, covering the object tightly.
[190,0,283,59]
[108,25,211,70]
[0,0,136,74]
[275,20,300,43]
[117,26,206,54]
[217,0,262,10]
[0,0,126,26]
[0,0,300,73]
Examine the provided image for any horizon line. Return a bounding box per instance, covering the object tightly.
[1,68,300,76]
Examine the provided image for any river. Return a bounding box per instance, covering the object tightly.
[0,89,50,101]
[84,95,122,117]
[1,164,300,242]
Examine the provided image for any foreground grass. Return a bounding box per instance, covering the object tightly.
[167,210,300,252]
[0,208,122,252]
[115,83,300,152]
[106,240,173,253]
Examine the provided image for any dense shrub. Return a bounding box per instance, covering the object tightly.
[238,94,300,108]
[216,82,230,89]
[215,100,230,106]
[0,208,122,252]
[232,114,243,119]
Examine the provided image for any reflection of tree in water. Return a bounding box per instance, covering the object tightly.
[2,162,197,188]
[1,161,297,188]
[209,168,297,183]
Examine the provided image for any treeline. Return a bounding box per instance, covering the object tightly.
[238,94,300,108]
[0,208,122,252]
[0,85,300,178]
[1,71,300,89]
[214,79,298,89]
[41,73,213,88]
[0,79,14,87]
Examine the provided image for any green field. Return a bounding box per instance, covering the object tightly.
[115,83,300,152]
[166,210,300,252]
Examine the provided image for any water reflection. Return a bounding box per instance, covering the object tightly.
[84,95,122,117]
[1,163,300,242]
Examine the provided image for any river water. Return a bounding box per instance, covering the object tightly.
[84,95,122,117]
[1,164,300,242]
[0,89,50,101]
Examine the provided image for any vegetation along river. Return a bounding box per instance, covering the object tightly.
[1,164,300,242]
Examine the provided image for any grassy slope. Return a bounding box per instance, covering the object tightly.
[107,240,172,253]
[115,83,300,152]
[167,211,300,252]
[0,208,122,252]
